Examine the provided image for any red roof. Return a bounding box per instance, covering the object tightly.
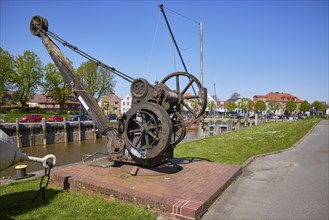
[254,92,303,103]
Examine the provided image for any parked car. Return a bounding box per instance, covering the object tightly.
[48,115,64,122]
[107,114,117,120]
[19,114,43,123]
[68,115,88,121]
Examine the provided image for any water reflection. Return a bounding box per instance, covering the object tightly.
[1,126,214,177]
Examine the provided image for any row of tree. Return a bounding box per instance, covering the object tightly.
[0,48,116,112]
[208,97,327,116]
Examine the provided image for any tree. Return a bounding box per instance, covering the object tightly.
[76,61,116,101]
[225,101,236,113]
[10,51,43,112]
[311,101,325,111]
[43,63,72,112]
[300,100,311,113]
[0,48,14,101]
[255,100,266,113]
[268,102,280,113]
[286,100,296,114]
[237,97,253,116]
[248,99,254,112]
[207,100,216,116]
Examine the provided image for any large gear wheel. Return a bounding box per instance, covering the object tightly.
[161,71,207,126]
[122,102,172,162]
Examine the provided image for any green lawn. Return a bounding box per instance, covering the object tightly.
[0,178,156,220]
[175,118,321,165]
[0,118,321,219]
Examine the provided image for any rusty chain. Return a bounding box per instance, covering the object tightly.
[0,162,53,214]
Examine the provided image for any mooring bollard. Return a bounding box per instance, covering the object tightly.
[15,118,20,148]
[42,118,46,145]
[15,164,28,178]
[78,118,81,141]
[63,118,67,143]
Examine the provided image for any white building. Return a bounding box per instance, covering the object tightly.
[121,93,132,114]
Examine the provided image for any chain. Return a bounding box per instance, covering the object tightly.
[32,162,53,204]
[0,162,54,213]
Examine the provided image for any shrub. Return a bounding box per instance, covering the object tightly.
[10,109,21,114]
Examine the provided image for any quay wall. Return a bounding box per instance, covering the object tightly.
[0,119,102,148]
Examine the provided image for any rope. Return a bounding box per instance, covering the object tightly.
[163,5,200,25]
[146,11,161,75]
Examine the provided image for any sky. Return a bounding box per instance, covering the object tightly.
[1,0,328,103]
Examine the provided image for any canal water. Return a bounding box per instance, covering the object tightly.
[1,127,216,178]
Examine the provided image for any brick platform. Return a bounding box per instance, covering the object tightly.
[50,159,241,219]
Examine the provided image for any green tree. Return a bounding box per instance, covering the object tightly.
[237,98,253,116]
[268,102,280,113]
[312,100,326,114]
[208,100,216,116]
[225,101,237,113]
[286,100,297,114]
[248,99,254,112]
[0,48,14,101]
[300,100,311,113]
[43,63,72,113]
[76,61,116,101]
[311,101,325,111]
[10,51,43,112]
[255,100,266,113]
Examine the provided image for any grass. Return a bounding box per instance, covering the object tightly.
[174,118,322,165]
[0,178,156,220]
[0,118,322,219]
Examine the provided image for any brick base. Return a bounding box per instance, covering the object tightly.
[50,158,241,219]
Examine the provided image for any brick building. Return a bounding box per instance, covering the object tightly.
[253,92,303,115]
[98,93,121,115]
[27,93,81,113]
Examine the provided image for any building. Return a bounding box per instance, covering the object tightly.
[253,92,303,115]
[27,93,81,113]
[98,93,121,115]
[121,93,132,114]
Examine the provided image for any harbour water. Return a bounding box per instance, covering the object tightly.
[1,127,208,177]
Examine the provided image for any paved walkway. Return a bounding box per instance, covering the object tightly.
[203,120,329,220]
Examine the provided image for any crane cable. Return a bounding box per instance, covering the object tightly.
[37,26,135,83]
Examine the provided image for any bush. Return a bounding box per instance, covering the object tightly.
[10,109,21,114]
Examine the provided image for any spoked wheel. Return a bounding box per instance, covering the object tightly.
[168,112,186,150]
[160,72,207,124]
[30,16,48,37]
[122,102,172,161]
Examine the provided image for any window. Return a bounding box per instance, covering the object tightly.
[46,96,52,102]
[123,102,125,106]
[104,101,109,107]
[127,102,130,106]
[127,97,130,100]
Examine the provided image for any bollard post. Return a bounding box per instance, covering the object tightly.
[236,119,240,130]
[63,117,67,143]
[42,118,46,145]
[15,164,27,178]
[78,118,81,141]
[16,118,20,148]
[255,113,258,126]
[93,121,96,139]
[227,120,231,131]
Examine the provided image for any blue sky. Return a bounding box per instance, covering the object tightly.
[1,0,328,103]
